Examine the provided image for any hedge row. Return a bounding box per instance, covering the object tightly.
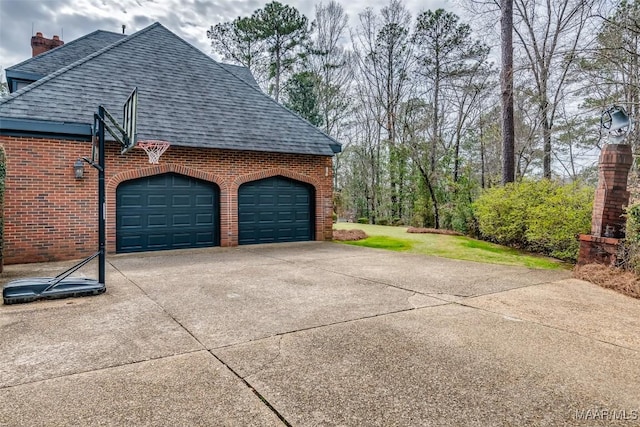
[473,180,593,261]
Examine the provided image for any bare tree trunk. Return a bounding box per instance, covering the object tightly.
[431,70,440,173]
[480,121,486,189]
[542,112,552,178]
[453,134,461,183]
[387,67,398,220]
[418,163,439,229]
[501,0,515,184]
[274,43,281,103]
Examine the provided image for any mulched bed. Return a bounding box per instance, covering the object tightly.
[406,227,463,236]
[573,264,640,299]
[333,229,368,241]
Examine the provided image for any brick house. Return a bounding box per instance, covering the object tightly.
[0,23,340,264]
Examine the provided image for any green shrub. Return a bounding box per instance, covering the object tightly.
[617,204,640,274]
[474,180,593,261]
[526,184,593,260]
[624,204,640,243]
[473,183,531,246]
[357,217,369,224]
[439,176,480,236]
[441,200,477,236]
[377,218,389,226]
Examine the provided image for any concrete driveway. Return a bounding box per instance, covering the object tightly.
[1,242,639,426]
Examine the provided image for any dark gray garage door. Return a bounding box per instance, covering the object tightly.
[238,176,313,245]
[117,173,219,253]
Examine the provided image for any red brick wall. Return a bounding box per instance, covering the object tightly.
[0,136,334,264]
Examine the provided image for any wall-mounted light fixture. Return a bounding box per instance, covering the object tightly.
[74,158,85,179]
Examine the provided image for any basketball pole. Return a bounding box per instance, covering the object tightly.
[98,106,106,285]
[2,91,136,304]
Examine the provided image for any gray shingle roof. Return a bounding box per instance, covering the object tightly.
[7,30,126,77]
[219,63,260,89]
[0,23,339,156]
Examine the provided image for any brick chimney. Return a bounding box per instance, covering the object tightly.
[31,32,64,57]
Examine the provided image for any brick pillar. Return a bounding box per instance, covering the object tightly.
[590,143,633,238]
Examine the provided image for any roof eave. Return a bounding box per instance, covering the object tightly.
[5,69,44,81]
[0,117,92,140]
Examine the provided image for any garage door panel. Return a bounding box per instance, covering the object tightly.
[259,211,276,222]
[296,211,310,220]
[171,177,191,188]
[120,235,142,250]
[120,214,142,228]
[172,233,192,246]
[258,227,276,240]
[278,211,293,221]
[196,231,215,244]
[147,176,169,188]
[295,194,310,204]
[171,194,191,207]
[117,173,219,253]
[147,232,169,246]
[238,176,313,245]
[239,194,256,205]
[196,194,213,206]
[277,227,294,239]
[120,194,142,208]
[277,194,292,204]
[172,214,192,227]
[259,194,275,205]
[239,212,257,223]
[148,214,167,227]
[125,180,145,190]
[196,213,213,225]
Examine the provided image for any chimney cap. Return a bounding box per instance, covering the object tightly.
[52,35,59,40]
[35,32,43,37]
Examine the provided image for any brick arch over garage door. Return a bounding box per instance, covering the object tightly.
[234,170,322,245]
[108,165,224,253]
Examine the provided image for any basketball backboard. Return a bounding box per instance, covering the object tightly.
[121,87,138,154]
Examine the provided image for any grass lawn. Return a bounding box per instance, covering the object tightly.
[333,223,567,270]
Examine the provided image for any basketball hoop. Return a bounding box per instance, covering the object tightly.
[137,140,170,164]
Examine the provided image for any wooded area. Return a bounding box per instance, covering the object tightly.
[207,0,638,232]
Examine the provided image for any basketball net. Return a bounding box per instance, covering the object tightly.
[137,140,170,164]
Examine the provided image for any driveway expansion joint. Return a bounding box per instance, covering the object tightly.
[210,302,454,355]
[0,349,206,390]
[108,260,207,349]
[210,351,292,427]
[455,301,640,353]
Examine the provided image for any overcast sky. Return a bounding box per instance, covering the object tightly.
[0,0,455,76]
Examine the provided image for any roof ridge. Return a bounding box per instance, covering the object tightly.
[6,29,125,72]
[1,23,160,107]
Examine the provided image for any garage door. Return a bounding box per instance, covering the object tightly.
[238,176,313,245]
[117,173,219,253]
